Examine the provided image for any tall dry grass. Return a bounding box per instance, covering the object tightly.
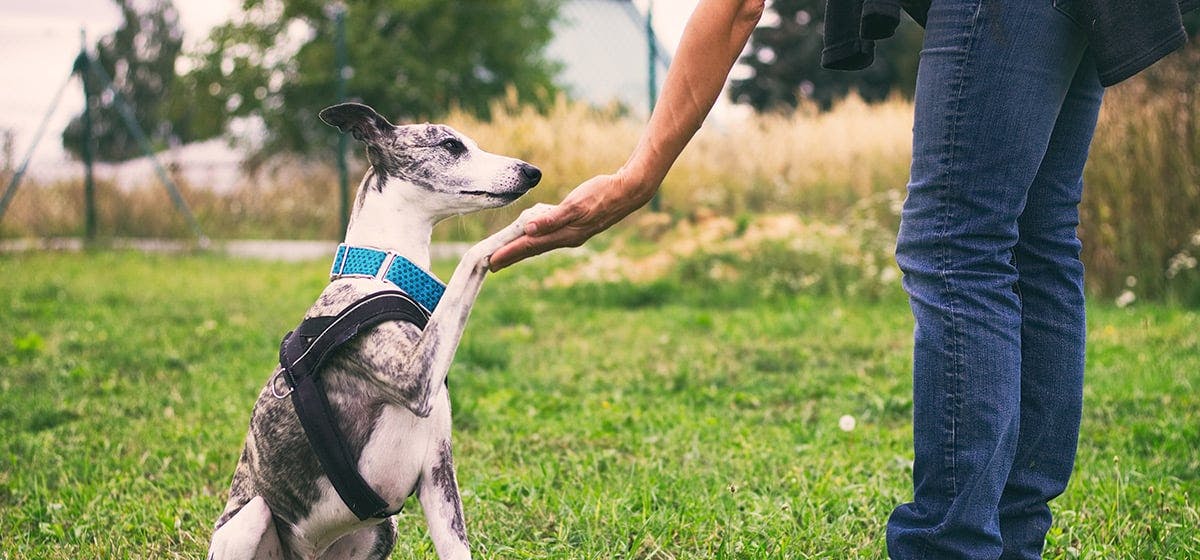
[0,162,344,240]
[2,46,1197,302]
[0,92,912,242]
[437,91,913,232]
[443,57,1200,304]
[1080,45,1200,303]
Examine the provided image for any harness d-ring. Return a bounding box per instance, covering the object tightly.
[270,370,293,399]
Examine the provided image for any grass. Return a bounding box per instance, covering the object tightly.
[1,250,1198,559]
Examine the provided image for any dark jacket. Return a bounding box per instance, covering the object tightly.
[822,0,1199,86]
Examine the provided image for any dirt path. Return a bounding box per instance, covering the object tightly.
[0,238,472,261]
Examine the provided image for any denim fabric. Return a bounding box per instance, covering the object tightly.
[1053,0,1193,85]
[823,0,1196,85]
[887,0,1104,558]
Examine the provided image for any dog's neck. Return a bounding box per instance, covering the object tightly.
[342,173,436,271]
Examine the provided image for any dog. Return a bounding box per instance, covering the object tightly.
[208,102,546,560]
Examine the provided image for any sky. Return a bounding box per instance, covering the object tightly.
[0,0,702,163]
[0,0,242,161]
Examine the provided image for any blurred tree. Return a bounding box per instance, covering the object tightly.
[729,0,922,111]
[184,0,561,158]
[62,0,207,161]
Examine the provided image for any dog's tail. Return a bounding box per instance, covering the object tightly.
[208,496,284,560]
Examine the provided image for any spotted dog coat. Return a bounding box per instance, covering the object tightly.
[208,102,546,560]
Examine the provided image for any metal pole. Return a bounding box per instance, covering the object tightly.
[334,3,351,236]
[85,56,209,245]
[0,70,74,222]
[646,1,661,212]
[79,31,97,241]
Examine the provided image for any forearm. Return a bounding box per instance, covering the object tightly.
[620,0,764,199]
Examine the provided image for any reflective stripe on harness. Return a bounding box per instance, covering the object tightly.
[277,290,430,520]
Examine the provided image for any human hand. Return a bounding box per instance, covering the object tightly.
[488,172,655,270]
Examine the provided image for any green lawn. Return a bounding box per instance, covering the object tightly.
[1,251,1197,559]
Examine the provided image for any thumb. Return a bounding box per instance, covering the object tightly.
[525,203,581,237]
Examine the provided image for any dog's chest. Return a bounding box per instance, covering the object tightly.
[361,399,449,495]
[291,395,451,551]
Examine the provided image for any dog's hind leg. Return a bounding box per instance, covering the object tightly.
[418,438,471,560]
[320,518,396,560]
[207,496,284,560]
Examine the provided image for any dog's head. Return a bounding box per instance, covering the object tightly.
[319,102,541,219]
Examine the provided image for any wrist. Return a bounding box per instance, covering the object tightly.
[614,165,661,207]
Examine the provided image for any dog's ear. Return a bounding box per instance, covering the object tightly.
[318,103,395,144]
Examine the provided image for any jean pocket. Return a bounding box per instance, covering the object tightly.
[1051,0,1083,29]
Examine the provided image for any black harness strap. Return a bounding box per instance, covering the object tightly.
[278,290,429,520]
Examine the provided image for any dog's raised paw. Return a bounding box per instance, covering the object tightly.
[516,203,557,231]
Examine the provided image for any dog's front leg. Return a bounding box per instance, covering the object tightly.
[405,205,552,411]
[418,437,471,559]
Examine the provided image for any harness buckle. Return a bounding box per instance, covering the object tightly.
[335,245,350,277]
[376,253,396,282]
[270,369,294,399]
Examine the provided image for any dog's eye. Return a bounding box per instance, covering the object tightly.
[439,138,466,156]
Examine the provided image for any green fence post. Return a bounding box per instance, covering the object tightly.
[333,2,351,236]
[78,31,97,242]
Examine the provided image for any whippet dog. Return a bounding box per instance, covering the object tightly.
[208,102,547,560]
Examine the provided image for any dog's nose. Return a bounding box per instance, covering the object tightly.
[519,164,542,186]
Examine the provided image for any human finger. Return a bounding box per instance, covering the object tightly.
[523,202,582,237]
[488,226,585,271]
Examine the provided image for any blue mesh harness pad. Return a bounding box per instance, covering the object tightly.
[329,244,446,313]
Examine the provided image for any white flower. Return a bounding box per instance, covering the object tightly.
[838,414,857,432]
[887,190,904,215]
[1167,252,1197,279]
[1116,290,1136,308]
[1125,276,1138,288]
[880,266,899,284]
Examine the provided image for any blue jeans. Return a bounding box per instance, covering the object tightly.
[887,0,1103,558]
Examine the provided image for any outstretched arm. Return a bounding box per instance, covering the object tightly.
[489,0,764,270]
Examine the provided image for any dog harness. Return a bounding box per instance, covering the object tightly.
[274,246,446,520]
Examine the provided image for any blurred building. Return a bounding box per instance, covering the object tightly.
[547,0,672,116]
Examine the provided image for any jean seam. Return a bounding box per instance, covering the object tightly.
[934,0,986,510]
[1012,249,1024,305]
